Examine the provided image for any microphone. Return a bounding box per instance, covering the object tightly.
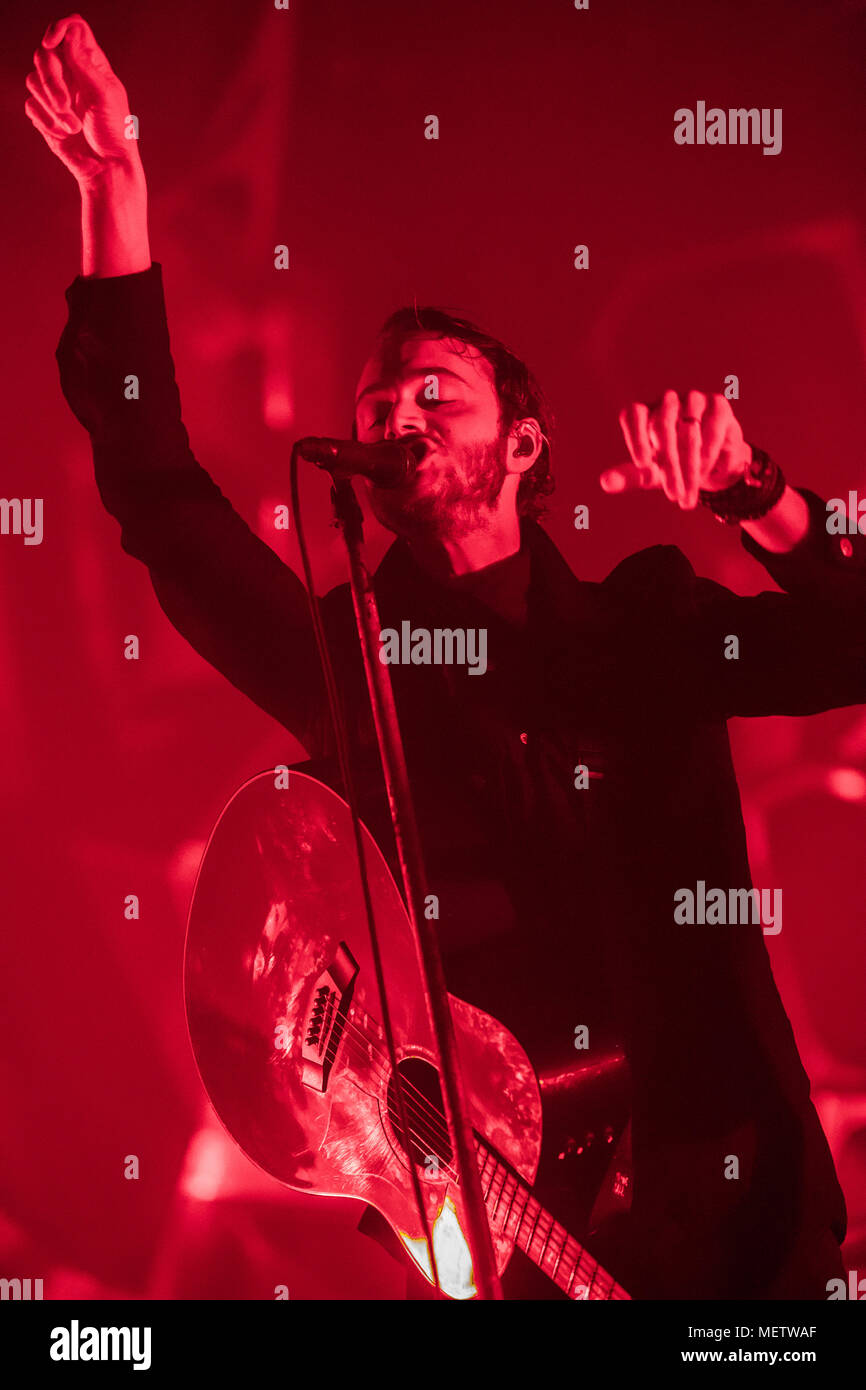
[297,436,425,488]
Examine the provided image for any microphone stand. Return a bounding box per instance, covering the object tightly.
[328,473,503,1302]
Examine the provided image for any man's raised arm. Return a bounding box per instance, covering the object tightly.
[28,16,325,746]
[606,389,866,718]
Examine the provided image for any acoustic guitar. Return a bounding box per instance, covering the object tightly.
[184,768,631,1300]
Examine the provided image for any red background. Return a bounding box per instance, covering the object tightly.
[2,0,865,1297]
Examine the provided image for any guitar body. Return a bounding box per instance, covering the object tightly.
[184,769,543,1298]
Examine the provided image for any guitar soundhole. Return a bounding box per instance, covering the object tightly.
[387,1057,453,1173]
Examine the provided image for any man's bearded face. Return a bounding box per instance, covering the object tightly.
[353,333,509,540]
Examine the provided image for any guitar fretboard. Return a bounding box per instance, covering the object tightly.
[475,1138,630,1300]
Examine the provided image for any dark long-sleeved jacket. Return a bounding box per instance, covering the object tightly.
[56,262,866,1297]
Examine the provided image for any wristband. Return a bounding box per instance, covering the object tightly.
[698,445,785,525]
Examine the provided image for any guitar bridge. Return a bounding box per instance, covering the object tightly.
[301,942,358,1092]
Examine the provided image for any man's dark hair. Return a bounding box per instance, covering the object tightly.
[371,306,555,520]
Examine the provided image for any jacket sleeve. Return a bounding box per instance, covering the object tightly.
[55,261,326,747]
[607,487,866,719]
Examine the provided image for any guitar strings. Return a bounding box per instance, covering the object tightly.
[332,1015,613,1295]
[327,1011,465,1153]
[337,1010,624,1298]
[322,1014,456,1161]
[305,1011,623,1298]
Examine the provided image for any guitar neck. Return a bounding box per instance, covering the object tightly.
[475,1138,630,1300]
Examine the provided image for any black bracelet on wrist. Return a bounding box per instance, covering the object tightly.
[698,445,786,525]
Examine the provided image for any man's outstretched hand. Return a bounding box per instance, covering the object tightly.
[604,391,751,510]
[24,14,143,186]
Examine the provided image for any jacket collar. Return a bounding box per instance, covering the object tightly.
[373,517,585,628]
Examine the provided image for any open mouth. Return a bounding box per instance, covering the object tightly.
[407,438,433,466]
